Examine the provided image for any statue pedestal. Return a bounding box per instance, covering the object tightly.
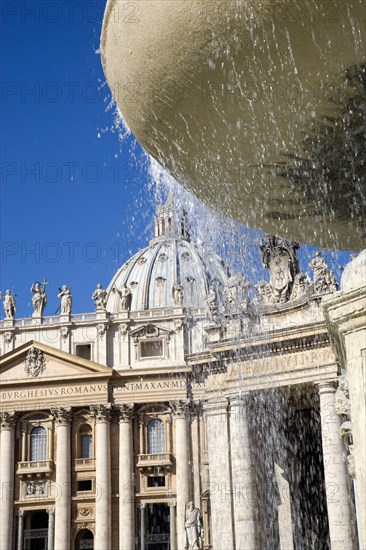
[59,314,71,323]
[32,315,43,325]
[116,311,130,321]
[96,311,109,321]
[2,319,14,328]
[204,322,222,343]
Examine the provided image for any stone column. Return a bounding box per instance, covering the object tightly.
[229,397,258,548]
[0,411,16,550]
[204,400,234,549]
[169,502,177,550]
[191,403,202,507]
[118,404,135,550]
[318,382,356,549]
[17,510,24,550]
[51,407,72,550]
[91,404,112,550]
[170,400,191,550]
[140,502,146,550]
[47,507,55,550]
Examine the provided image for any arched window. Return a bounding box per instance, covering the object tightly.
[75,528,94,550]
[147,419,165,454]
[30,426,47,461]
[79,424,92,459]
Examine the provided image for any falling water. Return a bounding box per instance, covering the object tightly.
[100,1,364,547]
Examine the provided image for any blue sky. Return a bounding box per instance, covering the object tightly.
[1,0,352,318]
[1,0,156,316]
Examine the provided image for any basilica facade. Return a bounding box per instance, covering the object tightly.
[0,203,360,550]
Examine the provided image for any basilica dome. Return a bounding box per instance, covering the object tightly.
[106,203,230,313]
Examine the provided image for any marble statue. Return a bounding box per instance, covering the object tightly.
[31,282,47,317]
[58,286,72,315]
[184,502,203,550]
[224,273,249,312]
[310,252,338,294]
[92,284,107,312]
[113,283,132,311]
[173,283,184,306]
[2,290,16,319]
[206,286,218,322]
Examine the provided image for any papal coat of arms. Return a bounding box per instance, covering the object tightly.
[24,347,46,377]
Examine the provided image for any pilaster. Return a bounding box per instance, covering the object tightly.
[0,411,16,550]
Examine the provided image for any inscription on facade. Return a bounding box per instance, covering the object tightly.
[1,379,187,402]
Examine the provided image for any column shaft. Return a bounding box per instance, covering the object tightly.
[169,503,177,550]
[0,413,16,550]
[172,402,191,550]
[319,383,356,549]
[48,508,55,550]
[119,406,135,550]
[53,408,71,550]
[94,406,112,550]
[17,510,24,550]
[140,504,146,550]
[229,398,258,548]
[205,400,235,549]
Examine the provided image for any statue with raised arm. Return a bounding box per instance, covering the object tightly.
[113,282,132,311]
[309,252,337,294]
[224,273,250,312]
[2,290,16,319]
[173,283,184,306]
[92,284,107,312]
[185,502,203,550]
[31,282,47,317]
[58,285,72,314]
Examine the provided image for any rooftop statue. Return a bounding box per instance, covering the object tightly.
[113,283,132,312]
[224,274,250,313]
[172,283,184,307]
[310,252,338,295]
[206,285,219,323]
[92,284,107,312]
[58,285,72,315]
[31,281,48,317]
[1,290,16,320]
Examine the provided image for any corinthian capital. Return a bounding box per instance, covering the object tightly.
[169,399,191,418]
[116,403,134,422]
[0,411,17,430]
[90,403,112,422]
[51,407,72,426]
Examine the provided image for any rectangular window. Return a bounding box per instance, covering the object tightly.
[147,476,165,487]
[77,480,92,492]
[140,340,163,359]
[75,344,91,360]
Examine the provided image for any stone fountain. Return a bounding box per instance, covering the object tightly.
[101,0,366,543]
[101,0,365,251]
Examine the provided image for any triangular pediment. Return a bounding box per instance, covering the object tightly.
[0,340,113,385]
[129,323,174,339]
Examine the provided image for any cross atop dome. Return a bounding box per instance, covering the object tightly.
[153,194,190,241]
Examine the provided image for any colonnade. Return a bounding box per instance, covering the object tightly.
[205,386,356,550]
